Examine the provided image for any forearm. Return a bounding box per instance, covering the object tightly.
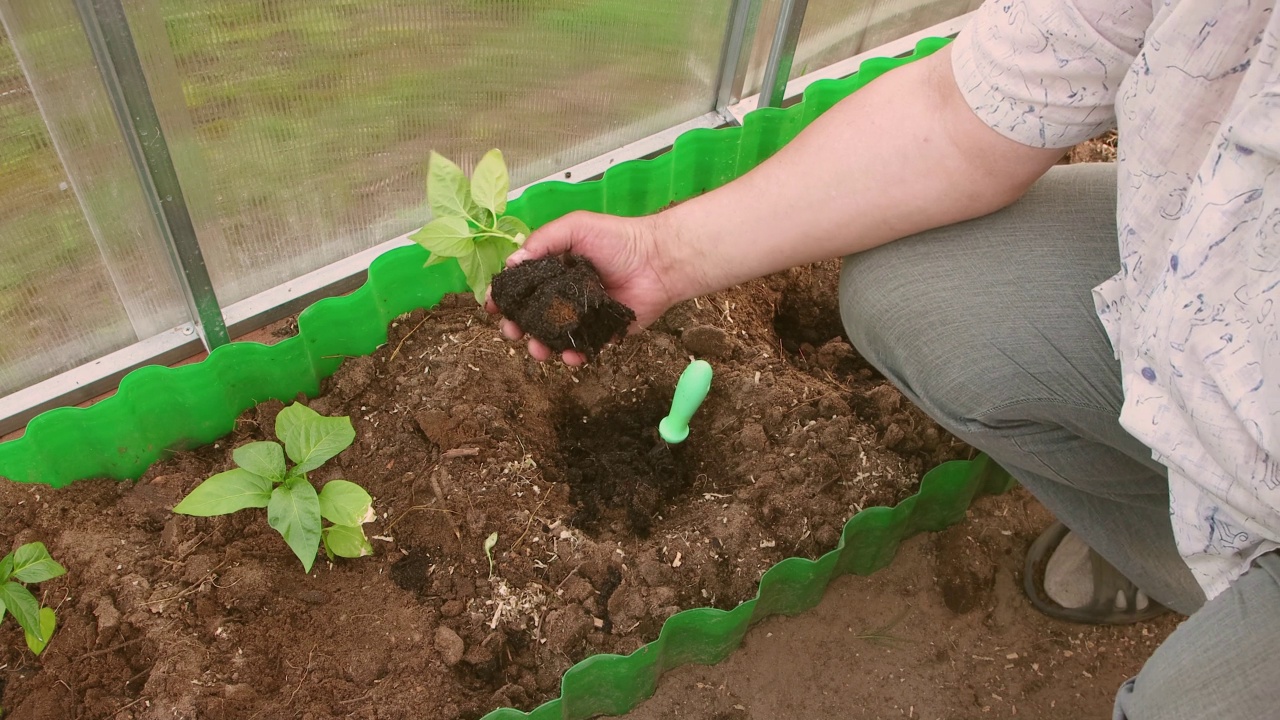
[658,45,1065,299]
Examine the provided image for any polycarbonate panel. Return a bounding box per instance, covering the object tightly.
[123,0,733,306]
[0,15,185,397]
[741,0,979,96]
[793,0,980,79]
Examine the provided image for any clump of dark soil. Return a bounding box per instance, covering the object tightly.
[490,254,635,355]
[558,392,695,538]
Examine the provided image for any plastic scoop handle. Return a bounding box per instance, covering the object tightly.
[659,360,714,444]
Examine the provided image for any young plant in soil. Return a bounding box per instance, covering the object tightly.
[411,149,532,303]
[0,541,66,655]
[173,402,374,572]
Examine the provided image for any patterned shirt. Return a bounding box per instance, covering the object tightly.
[952,0,1279,599]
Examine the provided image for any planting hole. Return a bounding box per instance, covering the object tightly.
[556,389,697,539]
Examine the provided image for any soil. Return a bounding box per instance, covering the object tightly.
[0,137,1162,720]
[621,489,1181,720]
[489,254,635,356]
[0,263,973,720]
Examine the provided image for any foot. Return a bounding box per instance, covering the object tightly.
[1023,522,1168,624]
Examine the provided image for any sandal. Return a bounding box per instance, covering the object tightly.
[1023,522,1168,625]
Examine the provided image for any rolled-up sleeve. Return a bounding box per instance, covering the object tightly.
[951,0,1151,148]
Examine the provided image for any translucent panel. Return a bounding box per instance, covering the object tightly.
[793,0,982,78]
[0,16,183,397]
[741,0,980,96]
[124,0,733,306]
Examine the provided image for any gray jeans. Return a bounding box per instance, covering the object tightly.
[839,162,1278,719]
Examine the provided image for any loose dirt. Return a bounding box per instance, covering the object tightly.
[0,263,978,720]
[0,139,1167,720]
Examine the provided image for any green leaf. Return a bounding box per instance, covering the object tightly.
[471,149,509,216]
[268,477,322,572]
[173,468,272,516]
[457,249,486,305]
[0,553,13,583]
[25,607,56,655]
[484,531,498,578]
[11,543,66,584]
[496,215,531,246]
[458,237,515,304]
[422,252,453,269]
[0,581,40,640]
[232,441,286,482]
[323,524,373,559]
[275,403,356,474]
[409,216,475,259]
[318,480,374,527]
[427,151,473,220]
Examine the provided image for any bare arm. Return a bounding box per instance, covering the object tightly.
[657,44,1065,299]
[496,44,1066,363]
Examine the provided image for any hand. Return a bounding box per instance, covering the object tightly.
[486,210,692,365]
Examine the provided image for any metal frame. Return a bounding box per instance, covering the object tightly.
[713,0,763,122]
[727,12,972,123]
[72,0,229,349]
[758,0,810,109]
[0,9,975,437]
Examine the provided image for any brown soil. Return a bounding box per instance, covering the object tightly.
[621,489,1180,720]
[0,135,1161,720]
[0,264,972,720]
[489,254,635,355]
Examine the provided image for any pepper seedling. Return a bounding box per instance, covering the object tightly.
[0,542,66,655]
[411,149,531,304]
[174,403,375,572]
[484,532,499,578]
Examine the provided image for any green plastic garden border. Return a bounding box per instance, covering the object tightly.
[0,37,1009,720]
[482,455,1012,720]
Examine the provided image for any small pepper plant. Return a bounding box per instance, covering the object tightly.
[0,541,66,655]
[174,403,374,572]
[411,149,531,303]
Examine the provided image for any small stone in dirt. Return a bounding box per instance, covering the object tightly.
[490,254,635,355]
[434,626,466,666]
[882,423,907,450]
[681,324,733,360]
[93,596,121,636]
[440,599,465,617]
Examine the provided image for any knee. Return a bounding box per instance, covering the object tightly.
[838,249,1010,429]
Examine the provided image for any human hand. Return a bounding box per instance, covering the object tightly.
[486,210,691,366]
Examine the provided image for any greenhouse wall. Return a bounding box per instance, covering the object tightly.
[0,0,973,433]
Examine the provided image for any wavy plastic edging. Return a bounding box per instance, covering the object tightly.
[0,37,991,720]
[482,455,1013,720]
[0,37,949,487]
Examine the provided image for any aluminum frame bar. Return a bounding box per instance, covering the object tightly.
[757,0,809,109]
[72,0,229,349]
[728,12,972,123]
[713,0,762,121]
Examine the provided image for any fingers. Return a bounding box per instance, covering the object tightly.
[526,338,553,362]
[506,211,596,268]
[500,319,523,341]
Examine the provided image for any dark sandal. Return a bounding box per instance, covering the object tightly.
[1023,522,1168,625]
